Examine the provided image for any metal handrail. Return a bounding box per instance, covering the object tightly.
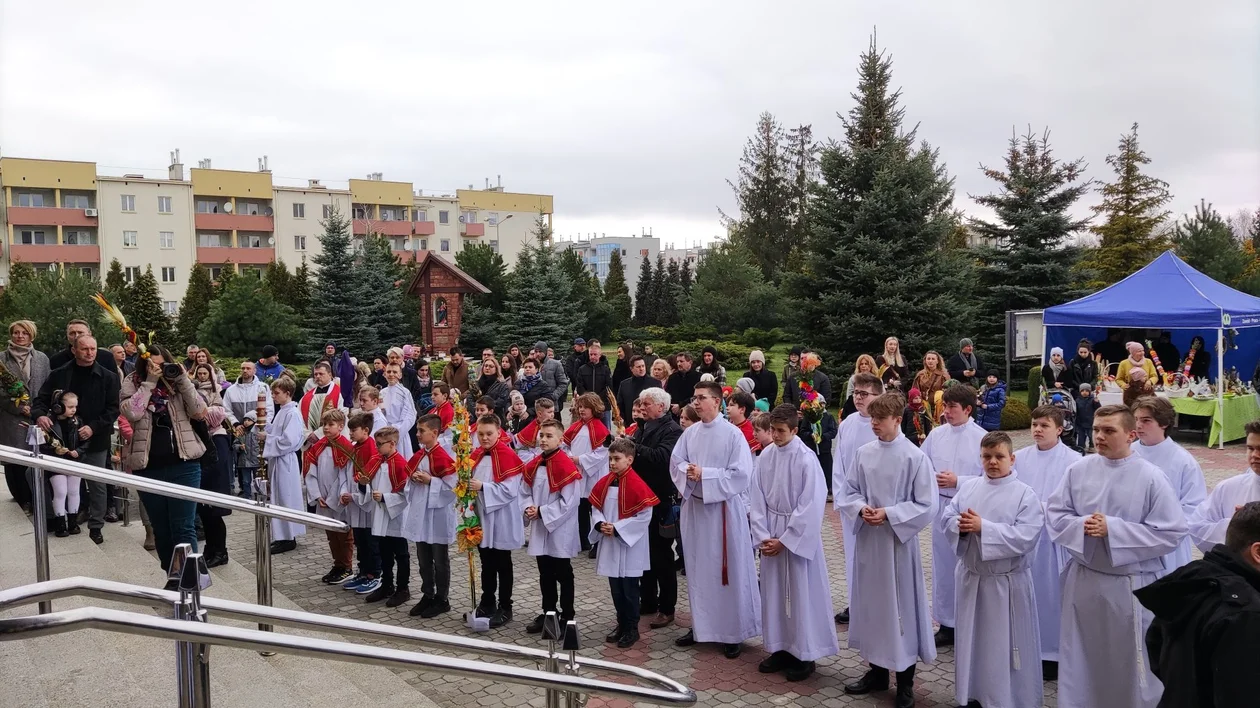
[0,576,692,696]
[0,605,696,705]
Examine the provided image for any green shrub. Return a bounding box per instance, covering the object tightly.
[1001,398,1032,430]
[741,327,785,350]
[1026,367,1042,410]
[428,359,447,380]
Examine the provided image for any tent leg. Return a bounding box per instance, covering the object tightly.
[1218,328,1225,450]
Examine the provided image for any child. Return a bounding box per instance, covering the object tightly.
[679,404,700,429]
[468,414,526,627]
[505,390,533,439]
[1048,392,1077,450]
[1012,405,1080,681]
[942,431,1044,708]
[473,396,497,433]
[728,391,761,454]
[750,405,839,681]
[302,409,356,584]
[1074,383,1100,451]
[590,437,659,648]
[430,382,455,450]
[382,363,418,457]
[750,412,773,452]
[365,426,412,608]
[832,372,883,624]
[232,414,260,499]
[1122,367,1153,408]
[975,370,1006,432]
[261,377,306,554]
[358,387,388,436]
[43,391,87,537]
[1131,395,1207,573]
[404,414,457,618]
[522,419,584,634]
[566,393,611,554]
[343,413,382,595]
[839,393,936,704]
[900,386,933,447]
[623,400,643,437]
[511,398,555,464]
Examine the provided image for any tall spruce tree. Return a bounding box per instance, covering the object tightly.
[290,259,312,320]
[355,235,409,358]
[500,220,585,346]
[648,253,670,327]
[785,36,974,366]
[176,263,215,347]
[682,244,781,334]
[679,258,693,296]
[455,243,509,311]
[103,259,131,311]
[263,260,294,306]
[721,112,794,282]
[130,265,174,346]
[198,272,303,359]
[632,255,653,325]
[786,123,819,253]
[969,128,1092,370]
[603,249,633,330]
[1171,199,1249,285]
[1081,123,1173,287]
[307,204,372,356]
[661,258,682,327]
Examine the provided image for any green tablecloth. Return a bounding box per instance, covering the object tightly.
[1172,394,1260,446]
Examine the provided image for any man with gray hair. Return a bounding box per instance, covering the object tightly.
[632,386,683,629]
[531,341,569,408]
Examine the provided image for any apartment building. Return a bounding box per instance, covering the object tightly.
[273,182,351,268]
[553,234,660,305]
[98,171,196,313]
[1,157,101,286]
[660,245,709,267]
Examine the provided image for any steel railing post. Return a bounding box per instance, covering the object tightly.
[29,432,51,615]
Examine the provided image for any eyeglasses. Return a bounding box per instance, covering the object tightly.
[691,395,717,403]
[853,391,874,399]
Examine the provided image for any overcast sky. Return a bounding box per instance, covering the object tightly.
[2,1,1257,249]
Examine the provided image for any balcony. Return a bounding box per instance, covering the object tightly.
[196,246,275,265]
[414,221,436,236]
[460,222,485,237]
[194,212,274,232]
[353,219,414,237]
[9,244,101,264]
[6,206,98,228]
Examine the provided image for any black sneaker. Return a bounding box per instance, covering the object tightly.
[364,584,394,604]
[785,660,816,682]
[758,651,794,674]
[835,607,850,624]
[616,630,639,649]
[489,608,512,628]
[385,589,411,608]
[409,596,435,617]
[526,614,547,634]
[320,567,339,584]
[420,598,450,618]
[934,625,954,647]
[605,625,624,643]
[269,540,297,554]
[89,529,103,545]
[327,568,354,585]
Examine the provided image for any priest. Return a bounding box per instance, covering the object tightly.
[301,361,346,446]
[1188,419,1260,552]
[1131,396,1207,573]
[831,372,883,624]
[1046,404,1187,708]
[669,380,761,659]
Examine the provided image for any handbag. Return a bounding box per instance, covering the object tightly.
[658,502,681,539]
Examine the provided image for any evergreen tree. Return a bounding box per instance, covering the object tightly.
[103,259,131,311]
[455,243,509,310]
[198,272,304,359]
[682,244,782,334]
[721,112,794,282]
[129,265,174,346]
[786,123,819,254]
[1250,206,1260,251]
[661,258,682,327]
[291,259,312,320]
[176,263,215,347]
[355,235,409,358]
[263,260,294,306]
[307,204,372,356]
[0,267,121,351]
[456,301,499,353]
[632,255,653,325]
[648,253,669,327]
[603,249,633,330]
[969,128,1092,370]
[1171,199,1249,285]
[784,36,975,366]
[1081,123,1173,287]
[500,219,585,346]
[679,258,693,296]
[214,262,236,297]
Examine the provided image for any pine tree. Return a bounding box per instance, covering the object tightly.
[198,272,304,359]
[355,235,409,358]
[455,243,509,310]
[214,262,236,297]
[1171,200,1249,285]
[457,301,500,353]
[1081,123,1173,286]
[721,112,794,282]
[176,263,215,347]
[683,244,782,334]
[1250,206,1260,251]
[603,249,633,330]
[291,259,312,320]
[500,219,585,346]
[307,203,373,356]
[661,258,682,327]
[103,259,131,311]
[786,123,819,254]
[969,128,1092,371]
[784,36,975,366]
[263,260,294,306]
[129,265,174,346]
[647,253,669,327]
[679,258,693,296]
[632,255,653,325]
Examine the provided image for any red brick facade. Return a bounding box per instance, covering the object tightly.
[406,252,490,354]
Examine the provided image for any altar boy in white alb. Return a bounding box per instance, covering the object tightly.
[831,372,882,624]
[262,377,306,553]
[750,404,839,682]
[590,438,659,648]
[1131,396,1207,573]
[381,362,418,458]
[840,393,936,708]
[1046,405,1187,708]
[941,431,1044,708]
[669,381,761,660]
[521,419,584,634]
[1188,420,1260,552]
[403,414,458,619]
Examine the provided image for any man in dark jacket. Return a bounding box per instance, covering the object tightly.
[47,319,105,370]
[616,355,661,420]
[1135,501,1260,708]
[665,351,700,415]
[565,338,587,389]
[631,387,683,629]
[33,335,121,545]
[946,337,984,387]
[574,341,614,423]
[531,341,569,407]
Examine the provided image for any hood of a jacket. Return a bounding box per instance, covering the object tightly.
[1135,546,1260,628]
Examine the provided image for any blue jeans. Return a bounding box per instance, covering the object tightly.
[136,461,202,572]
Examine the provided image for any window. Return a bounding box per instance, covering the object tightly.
[14,192,44,207]
[380,207,405,221]
[64,230,97,245]
[390,237,407,251]
[489,239,499,253]
[415,209,428,222]
[294,234,307,251]
[19,230,47,245]
[353,206,368,219]
[159,231,174,248]
[161,267,175,283]
[196,200,218,214]
[80,267,95,278]
[460,210,477,224]
[418,238,428,250]
[440,238,450,252]
[63,194,90,209]
[208,266,223,281]
[292,203,305,218]
[487,212,499,225]
[124,266,140,283]
[237,201,259,216]
[157,196,172,214]
[240,233,264,248]
[322,204,333,219]
[120,194,135,212]
[163,301,179,315]
[438,210,449,224]
[123,230,138,247]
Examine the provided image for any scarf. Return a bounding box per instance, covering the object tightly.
[477,374,501,394]
[469,437,525,483]
[352,437,379,485]
[522,448,582,493]
[1048,358,1066,377]
[302,435,355,477]
[6,342,31,378]
[960,350,977,372]
[589,468,659,519]
[407,444,455,479]
[366,451,410,493]
[518,372,542,393]
[563,417,610,448]
[417,374,431,388]
[907,387,925,412]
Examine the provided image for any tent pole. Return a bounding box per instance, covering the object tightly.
[1218,328,1225,450]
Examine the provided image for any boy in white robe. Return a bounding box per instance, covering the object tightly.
[364,426,412,608]
[840,392,936,707]
[942,431,1044,708]
[566,393,612,554]
[831,371,883,624]
[590,438,659,648]
[751,405,839,682]
[669,380,761,659]
[302,408,357,585]
[1012,404,1080,681]
[382,362,418,458]
[1131,395,1207,573]
[1046,404,1188,708]
[468,414,526,628]
[511,397,555,465]
[261,377,306,553]
[343,414,382,595]
[522,419,584,634]
[429,382,456,452]
[920,383,986,647]
[1187,420,1260,552]
[357,386,388,435]
[403,414,458,618]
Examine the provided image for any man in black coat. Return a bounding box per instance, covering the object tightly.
[1135,501,1260,708]
[565,338,588,389]
[47,319,105,370]
[946,337,985,388]
[616,355,661,421]
[665,351,700,415]
[631,387,683,629]
[574,340,614,426]
[32,335,121,545]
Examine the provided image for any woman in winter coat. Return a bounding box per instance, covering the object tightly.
[697,345,726,385]
[192,364,232,567]
[976,370,1007,431]
[476,357,513,421]
[741,349,778,406]
[1067,339,1099,399]
[610,343,633,394]
[1042,346,1076,394]
[0,319,50,511]
[515,358,555,410]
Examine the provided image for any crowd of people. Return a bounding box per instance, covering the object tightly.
[3,321,1259,708]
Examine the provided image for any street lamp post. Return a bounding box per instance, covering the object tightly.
[492,213,514,252]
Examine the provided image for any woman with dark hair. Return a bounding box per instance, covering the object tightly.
[415,360,434,413]
[192,363,233,567]
[500,354,520,384]
[368,355,388,389]
[507,344,525,372]
[193,348,227,388]
[611,343,634,393]
[121,345,208,582]
[1068,339,1099,399]
[697,345,726,384]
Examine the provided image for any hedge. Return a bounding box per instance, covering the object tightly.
[1026,367,1042,410]
[1001,398,1032,430]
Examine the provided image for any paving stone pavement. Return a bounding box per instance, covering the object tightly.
[224,429,1247,708]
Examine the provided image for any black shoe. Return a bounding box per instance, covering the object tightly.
[844,667,890,695]
[835,608,850,624]
[489,609,511,628]
[474,604,495,619]
[104,510,120,523]
[895,666,916,708]
[1042,660,1058,682]
[409,596,435,617]
[605,625,624,643]
[758,650,794,674]
[54,515,68,538]
[385,589,411,608]
[163,578,179,592]
[269,540,296,554]
[68,517,81,535]
[587,546,597,559]
[934,625,954,647]
[527,614,548,634]
[786,660,816,682]
[364,585,394,603]
[616,629,639,648]
[420,598,450,618]
[89,529,103,545]
[206,552,229,568]
[674,630,696,647]
[320,566,339,584]
[723,643,742,659]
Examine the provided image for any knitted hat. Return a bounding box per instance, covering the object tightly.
[1079,382,1093,393]
[960,338,974,349]
[749,350,766,364]
[908,386,923,399]
[1050,347,1063,358]
[736,377,756,394]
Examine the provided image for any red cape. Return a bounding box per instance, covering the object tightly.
[352,437,379,485]
[302,435,354,477]
[513,418,540,447]
[407,444,455,479]
[300,383,341,426]
[737,418,762,453]
[366,451,409,493]
[522,450,582,494]
[589,468,659,519]
[563,417,610,448]
[469,437,525,483]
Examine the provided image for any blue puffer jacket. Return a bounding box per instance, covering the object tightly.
[977,381,1007,431]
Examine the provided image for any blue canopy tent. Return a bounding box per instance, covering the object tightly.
[1042,250,1260,447]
